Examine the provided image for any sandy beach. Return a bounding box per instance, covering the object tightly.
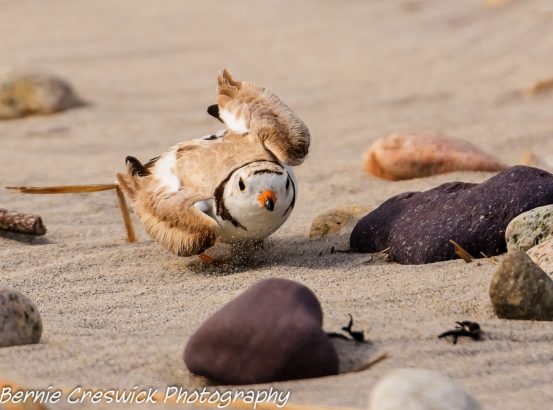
[2,1,553,408]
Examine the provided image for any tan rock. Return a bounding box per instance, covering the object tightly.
[489,249,553,321]
[0,71,84,120]
[309,205,371,238]
[363,134,507,181]
[527,237,553,275]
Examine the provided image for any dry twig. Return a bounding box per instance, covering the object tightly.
[480,251,498,265]
[449,240,473,263]
[351,352,389,373]
[0,208,46,235]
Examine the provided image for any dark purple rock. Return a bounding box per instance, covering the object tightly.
[183,278,339,384]
[350,166,553,265]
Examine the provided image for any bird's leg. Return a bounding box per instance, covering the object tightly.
[114,187,137,243]
[197,252,226,266]
[6,183,137,243]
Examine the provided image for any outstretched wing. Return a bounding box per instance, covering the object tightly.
[211,69,310,166]
[117,156,221,256]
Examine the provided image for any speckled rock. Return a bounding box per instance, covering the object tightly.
[368,368,481,410]
[0,71,84,119]
[351,166,553,264]
[363,133,506,181]
[309,205,371,238]
[527,237,553,275]
[489,249,553,320]
[184,278,339,384]
[0,287,42,347]
[505,205,553,252]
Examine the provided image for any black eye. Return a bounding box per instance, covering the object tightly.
[286,178,291,190]
[239,178,245,191]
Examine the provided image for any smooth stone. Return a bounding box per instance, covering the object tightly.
[527,237,553,275]
[0,71,84,119]
[368,368,481,410]
[0,287,42,347]
[363,133,506,181]
[505,205,553,252]
[309,205,371,239]
[489,249,553,320]
[351,166,553,264]
[184,278,339,384]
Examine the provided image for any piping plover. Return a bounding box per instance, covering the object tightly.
[117,69,310,256]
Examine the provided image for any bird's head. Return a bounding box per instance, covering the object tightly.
[214,161,296,236]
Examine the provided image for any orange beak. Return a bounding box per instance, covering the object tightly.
[258,190,276,212]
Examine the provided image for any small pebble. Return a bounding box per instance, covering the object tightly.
[184,278,338,384]
[0,71,84,119]
[351,166,553,264]
[368,368,481,410]
[527,237,553,275]
[363,133,506,181]
[489,249,553,320]
[505,205,553,252]
[0,287,42,347]
[309,205,371,239]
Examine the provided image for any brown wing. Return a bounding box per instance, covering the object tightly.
[215,69,310,166]
[117,161,221,257]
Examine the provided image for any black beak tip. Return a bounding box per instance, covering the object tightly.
[265,199,275,212]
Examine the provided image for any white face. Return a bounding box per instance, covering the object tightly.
[216,161,296,243]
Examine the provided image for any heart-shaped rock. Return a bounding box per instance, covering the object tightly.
[184,278,339,384]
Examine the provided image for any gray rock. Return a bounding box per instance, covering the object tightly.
[505,205,553,252]
[368,368,481,410]
[0,287,42,347]
[0,71,85,119]
[527,237,553,275]
[489,250,553,320]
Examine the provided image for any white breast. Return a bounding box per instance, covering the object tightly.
[216,165,297,244]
